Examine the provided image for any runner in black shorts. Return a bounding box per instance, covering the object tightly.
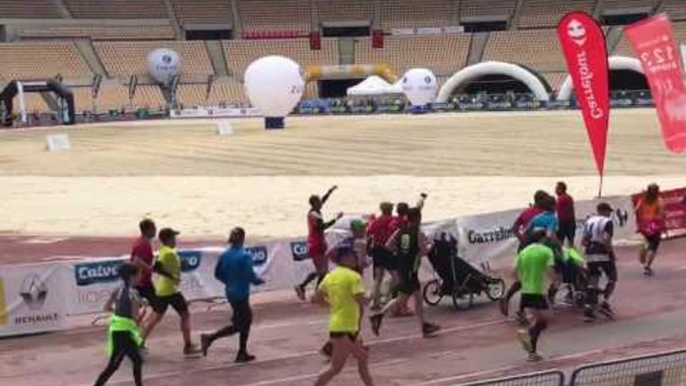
[514,231,555,362]
[582,203,617,322]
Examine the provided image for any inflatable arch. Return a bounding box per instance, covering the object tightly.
[305,64,397,84]
[436,61,552,103]
[557,56,644,101]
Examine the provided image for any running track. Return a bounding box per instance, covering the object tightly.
[0,235,685,386]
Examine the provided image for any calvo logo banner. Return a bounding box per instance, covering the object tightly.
[178,251,202,272]
[75,260,123,286]
[290,241,309,261]
[246,246,268,266]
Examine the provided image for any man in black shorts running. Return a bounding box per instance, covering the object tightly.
[515,231,556,362]
[581,203,617,322]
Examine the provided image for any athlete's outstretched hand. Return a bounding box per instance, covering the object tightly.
[336,212,344,220]
[420,192,428,199]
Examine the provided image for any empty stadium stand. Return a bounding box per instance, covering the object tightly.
[660,0,686,21]
[95,41,214,78]
[223,38,338,79]
[355,34,471,77]
[519,0,596,29]
[317,0,374,23]
[603,0,656,11]
[0,0,62,18]
[380,0,454,30]
[64,0,168,19]
[613,21,686,57]
[460,0,516,18]
[239,0,310,33]
[19,24,175,41]
[172,0,234,26]
[483,29,565,72]
[0,41,91,80]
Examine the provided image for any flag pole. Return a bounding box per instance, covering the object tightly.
[598,174,604,198]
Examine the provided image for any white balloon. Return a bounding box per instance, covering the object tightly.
[244,56,305,119]
[147,48,181,85]
[401,68,437,106]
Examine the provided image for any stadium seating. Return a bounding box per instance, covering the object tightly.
[460,0,516,18]
[661,0,686,21]
[11,93,50,114]
[0,41,92,80]
[95,41,214,78]
[172,0,234,26]
[64,0,168,19]
[483,29,566,72]
[603,0,656,10]
[519,0,596,29]
[132,84,167,109]
[380,0,453,30]
[354,35,471,77]
[0,0,62,18]
[19,25,175,41]
[613,21,686,57]
[223,38,338,80]
[317,0,374,23]
[239,0,310,33]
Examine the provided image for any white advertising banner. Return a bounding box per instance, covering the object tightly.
[455,195,637,269]
[0,263,68,337]
[170,107,261,119]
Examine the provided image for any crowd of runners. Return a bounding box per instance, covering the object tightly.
[92,182,670,386]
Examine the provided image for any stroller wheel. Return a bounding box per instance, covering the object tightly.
[423,279,444,306]
[452,289,474,310]
[486,278,506,301]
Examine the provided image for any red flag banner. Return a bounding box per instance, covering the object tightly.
[558,12,610,177]
[625,14,686,153]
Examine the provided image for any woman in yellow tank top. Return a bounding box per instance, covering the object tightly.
[635,184,665,276]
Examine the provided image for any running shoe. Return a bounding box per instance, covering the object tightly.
[598,302,615,320]
[422,322,441,338]
[527,352,544,362]
[139,346,149,359]
[643,267,654,277]
[517,329,532,353]
[370,314,383,336]
[200,334,210,357]
[235,351,256,363]
[295,285,306,301]
[499,298,510,317]
[183,344,201,356]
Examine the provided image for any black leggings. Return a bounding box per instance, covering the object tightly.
[207,298,253,353]
[94,331,143,386]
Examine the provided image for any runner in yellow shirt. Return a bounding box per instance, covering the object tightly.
[311,240,374,386]
[140,228,199,356]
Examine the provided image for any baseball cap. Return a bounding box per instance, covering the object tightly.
[158,227,180,241]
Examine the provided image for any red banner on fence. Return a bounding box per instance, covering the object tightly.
[632,187,686,235]
[558,12,611,179]
[625,14,686,153]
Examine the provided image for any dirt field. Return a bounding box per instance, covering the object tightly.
[0,109,685,238]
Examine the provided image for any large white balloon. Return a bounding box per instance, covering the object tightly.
[147,48,181,85]
[402,68,437,106]
[244,55,304,128]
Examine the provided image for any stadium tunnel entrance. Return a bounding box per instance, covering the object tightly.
[557,56,647,100]
[436,61,551,103]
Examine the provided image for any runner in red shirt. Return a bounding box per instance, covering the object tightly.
[130,219,160,321]
[555,182,577,247]
[500,191,549,319]
[368,202,397,310]
[295,185,343,301]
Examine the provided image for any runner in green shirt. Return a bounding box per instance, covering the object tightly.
[514,231,555,362]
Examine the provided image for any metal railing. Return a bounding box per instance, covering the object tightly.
[456,370,565,386]
[570,349,686,386]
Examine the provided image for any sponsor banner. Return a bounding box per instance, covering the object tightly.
[170,107,261,119]
[631,187,686,235]
[0,263,67,337]
[558,11,611,177]
[456,195,636,268]
[391,26,463,36]
[625,14,686,153]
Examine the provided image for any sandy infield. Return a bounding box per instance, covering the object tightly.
[1,109,684,238]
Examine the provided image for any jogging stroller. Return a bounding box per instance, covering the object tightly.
[423,232,505,310]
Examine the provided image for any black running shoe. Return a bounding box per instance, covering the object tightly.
[235,351,256,363]
[370,314,383,336]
